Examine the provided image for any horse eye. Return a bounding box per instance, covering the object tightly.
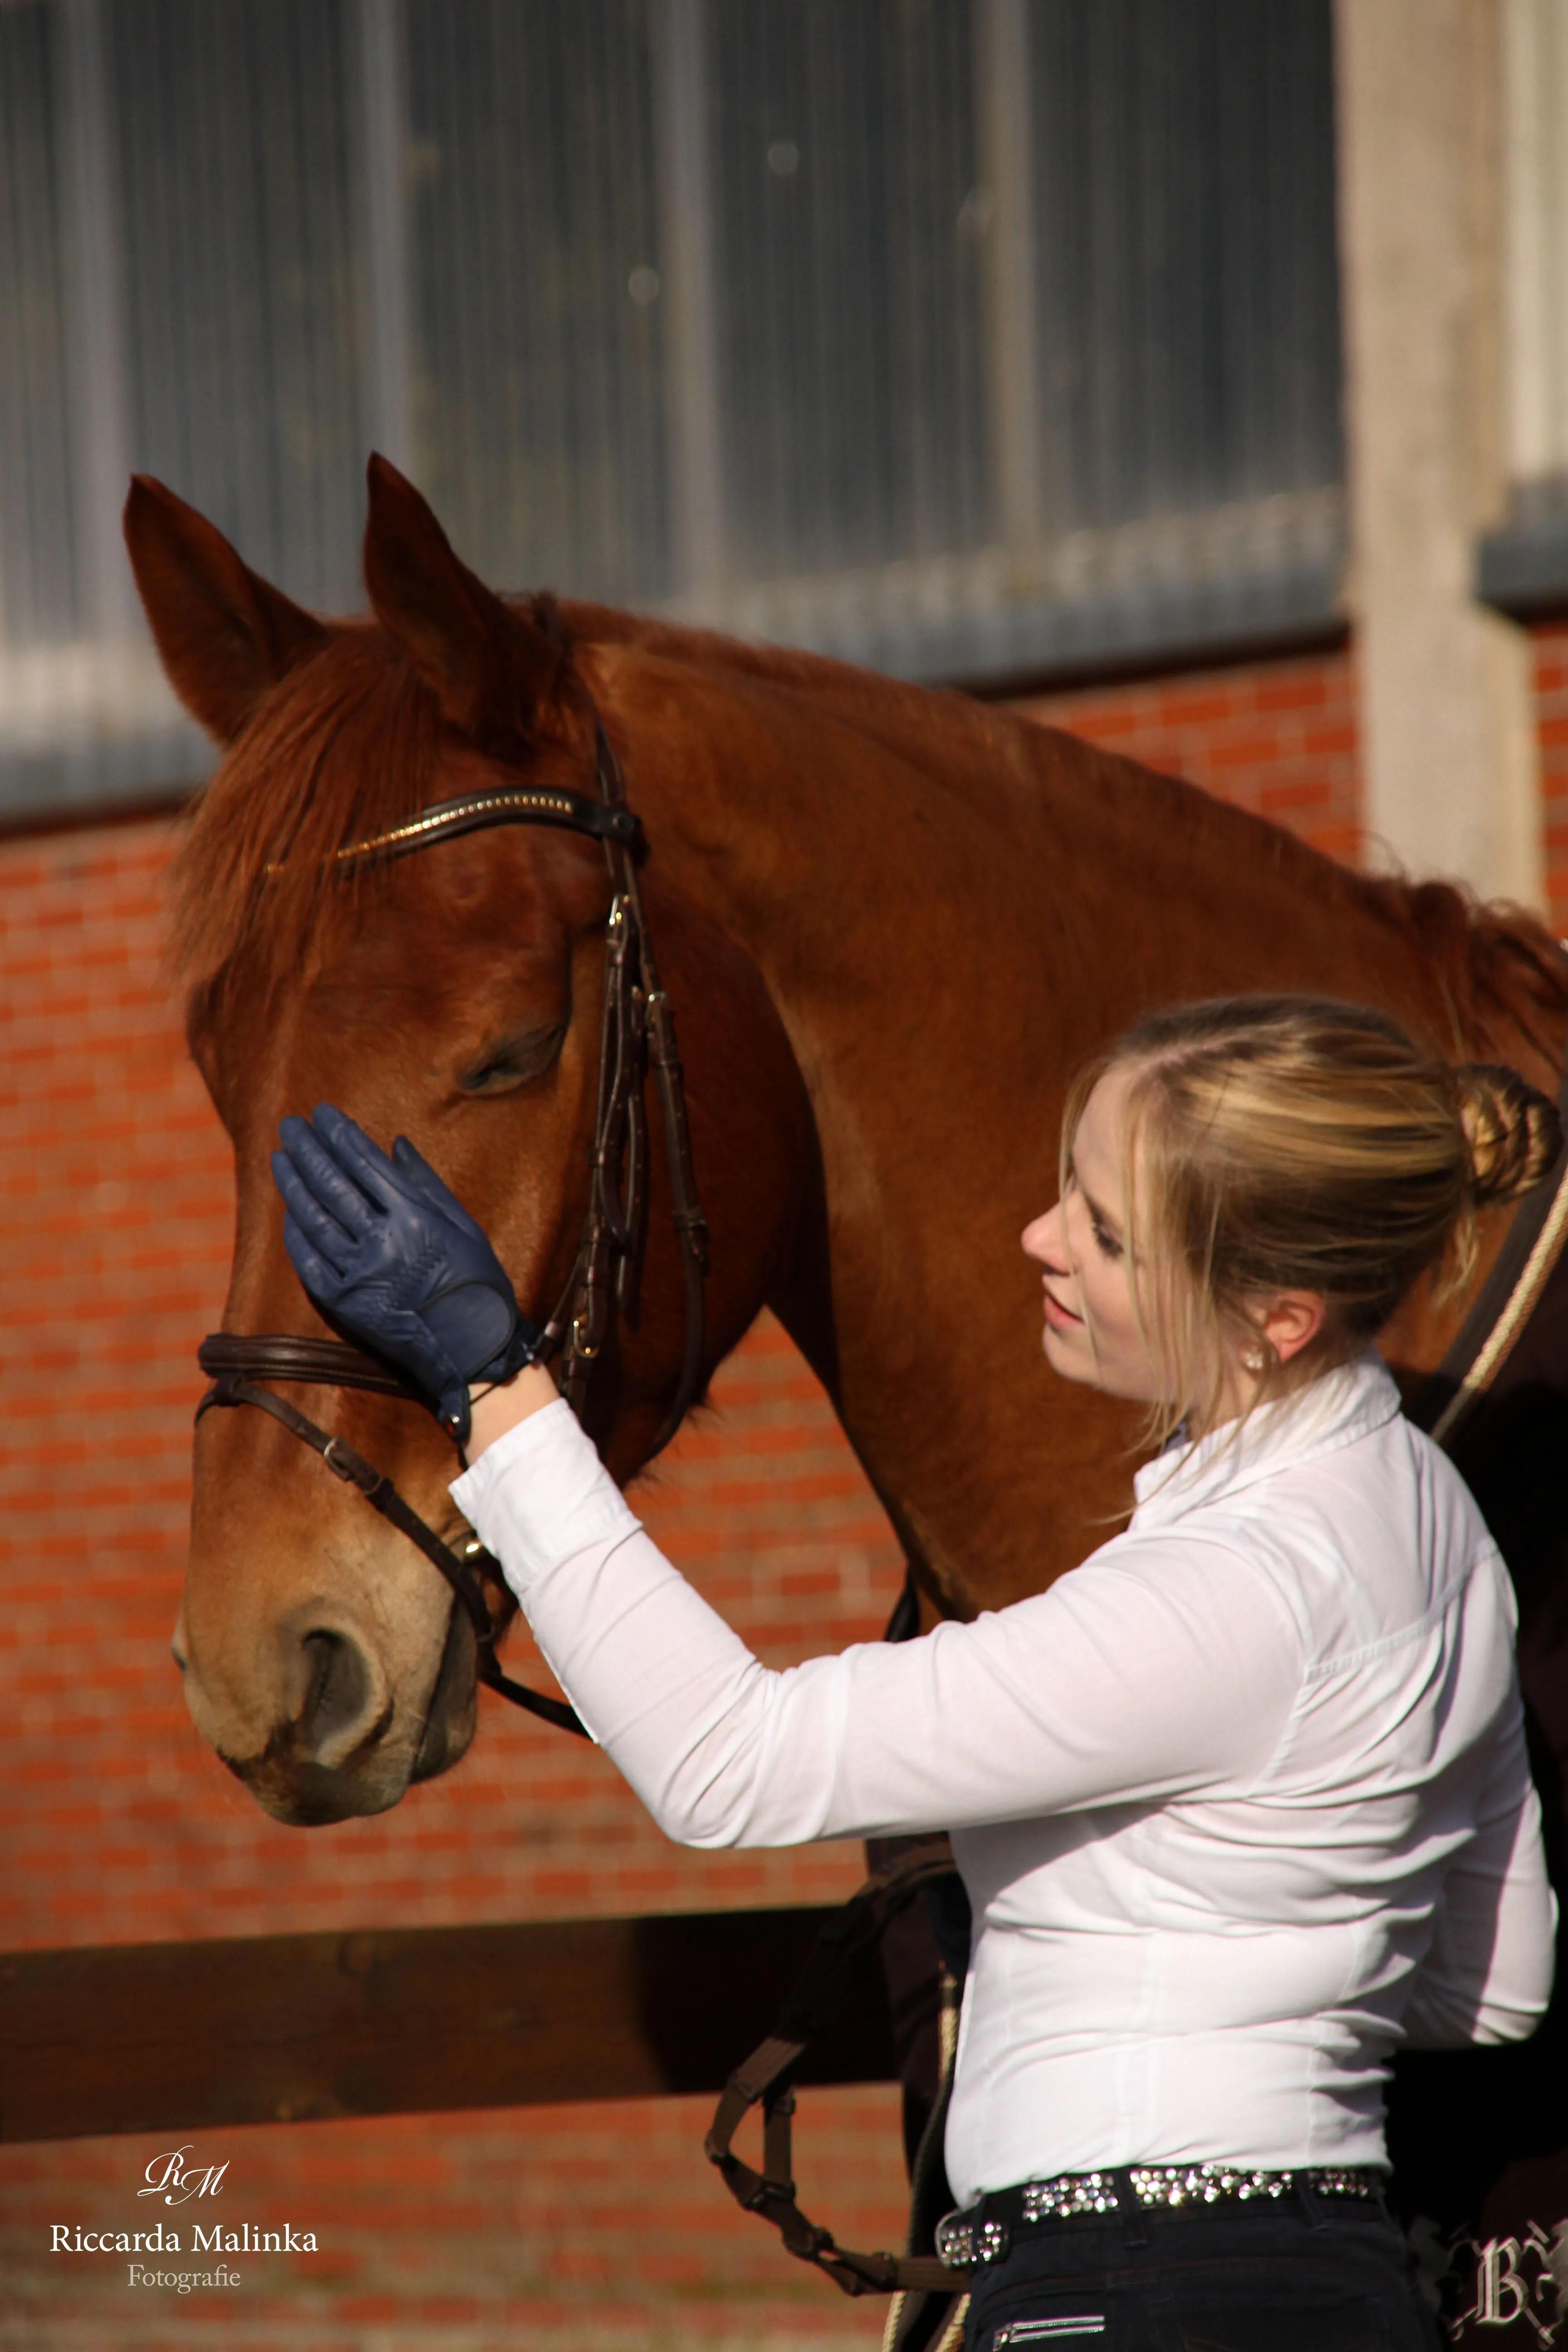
[459,1024,565,1096]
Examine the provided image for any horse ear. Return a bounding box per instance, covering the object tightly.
[122,475,330,744]
[362,453,568,747]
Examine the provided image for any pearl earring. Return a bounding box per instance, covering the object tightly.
[1243,1345,1266,1373]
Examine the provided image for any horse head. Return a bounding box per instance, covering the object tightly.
[128,459,818,1824]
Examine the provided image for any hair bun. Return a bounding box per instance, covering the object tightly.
[1455,1064,1563,1206]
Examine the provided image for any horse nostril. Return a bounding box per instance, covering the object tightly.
[298,1629,389,1765]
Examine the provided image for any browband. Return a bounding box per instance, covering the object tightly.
[332,784,641,865]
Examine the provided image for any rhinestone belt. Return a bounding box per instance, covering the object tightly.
[934,2164,1383,2269]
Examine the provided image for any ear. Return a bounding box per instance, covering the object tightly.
[362,452,569,749]
[122,476,330,744]
[1257,1291,1327,1367]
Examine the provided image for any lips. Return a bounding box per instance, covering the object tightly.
[1043,1284,1083,1331]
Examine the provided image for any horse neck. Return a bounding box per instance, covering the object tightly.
[585,640,1567,1608]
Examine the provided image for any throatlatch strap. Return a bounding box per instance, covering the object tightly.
[703,1839,964,2299]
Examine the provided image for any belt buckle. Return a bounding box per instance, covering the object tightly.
[935,2208,1011,2270]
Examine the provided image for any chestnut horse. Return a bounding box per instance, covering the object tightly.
[129,459,1568,2230]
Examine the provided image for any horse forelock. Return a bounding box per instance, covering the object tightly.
[169,622,450,1002]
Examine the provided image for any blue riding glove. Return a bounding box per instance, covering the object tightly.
[270,1103,544,1447]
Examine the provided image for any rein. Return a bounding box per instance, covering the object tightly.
[195,717,709,1738]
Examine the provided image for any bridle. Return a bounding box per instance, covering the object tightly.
[195,717,709,1739]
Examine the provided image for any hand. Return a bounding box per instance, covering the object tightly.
[271,1103,544,1446]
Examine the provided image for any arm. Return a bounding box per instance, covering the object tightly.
[451,1393,1303,1848]
[1401,1700,1557,2048]
[262,1120,1302,1846]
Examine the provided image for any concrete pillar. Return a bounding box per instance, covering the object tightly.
[1334,0,1544,906]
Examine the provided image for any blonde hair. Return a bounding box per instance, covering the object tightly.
[1063,995,1561,1441]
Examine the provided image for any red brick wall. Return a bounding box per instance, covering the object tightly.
[6,628,1558,2347]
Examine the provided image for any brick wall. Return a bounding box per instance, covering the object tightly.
[5,627,1557,2348]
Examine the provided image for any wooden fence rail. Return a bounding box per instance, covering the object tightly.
[0,1906,896,2146]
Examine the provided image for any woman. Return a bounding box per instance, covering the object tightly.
[273,995,1559,2351]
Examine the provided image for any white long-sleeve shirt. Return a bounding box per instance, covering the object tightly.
[451,1353,1554,2202]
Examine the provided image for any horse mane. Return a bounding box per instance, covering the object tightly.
[1356,871,1568,1071]
[169,596,1568,1081]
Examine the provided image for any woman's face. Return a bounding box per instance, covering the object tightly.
[1024,1062,1325,1421]
[1021,1064,1168,1404]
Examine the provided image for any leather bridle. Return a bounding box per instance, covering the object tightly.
[195,719,709,1739]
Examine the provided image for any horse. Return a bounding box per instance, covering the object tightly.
[127,456,1568,2245]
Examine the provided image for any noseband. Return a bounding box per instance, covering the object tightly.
[195,720,709,1739]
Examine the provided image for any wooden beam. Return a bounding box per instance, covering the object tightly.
[0,1906,897,2146]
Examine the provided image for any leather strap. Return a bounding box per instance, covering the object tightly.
[330,784,640,862]
[198,1331,420,1400]
[195,1362,588,1739]
[703,1839,965,2298]
[601,727,709,1454]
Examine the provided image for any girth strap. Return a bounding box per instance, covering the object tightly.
[703,1838,964,2299]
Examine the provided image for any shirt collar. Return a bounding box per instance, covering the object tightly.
[1129,1351,1403,1530]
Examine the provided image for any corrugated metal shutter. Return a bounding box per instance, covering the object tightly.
[0,0,1345,815]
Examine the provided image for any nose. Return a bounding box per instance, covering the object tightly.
[294,1626,392,1767]
[1021,1206,1061,1264]
[180,1610,393,1780]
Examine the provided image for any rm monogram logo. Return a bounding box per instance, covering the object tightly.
[135,2147,230,2206]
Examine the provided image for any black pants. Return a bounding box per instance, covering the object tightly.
[961,2197,1442,2352]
